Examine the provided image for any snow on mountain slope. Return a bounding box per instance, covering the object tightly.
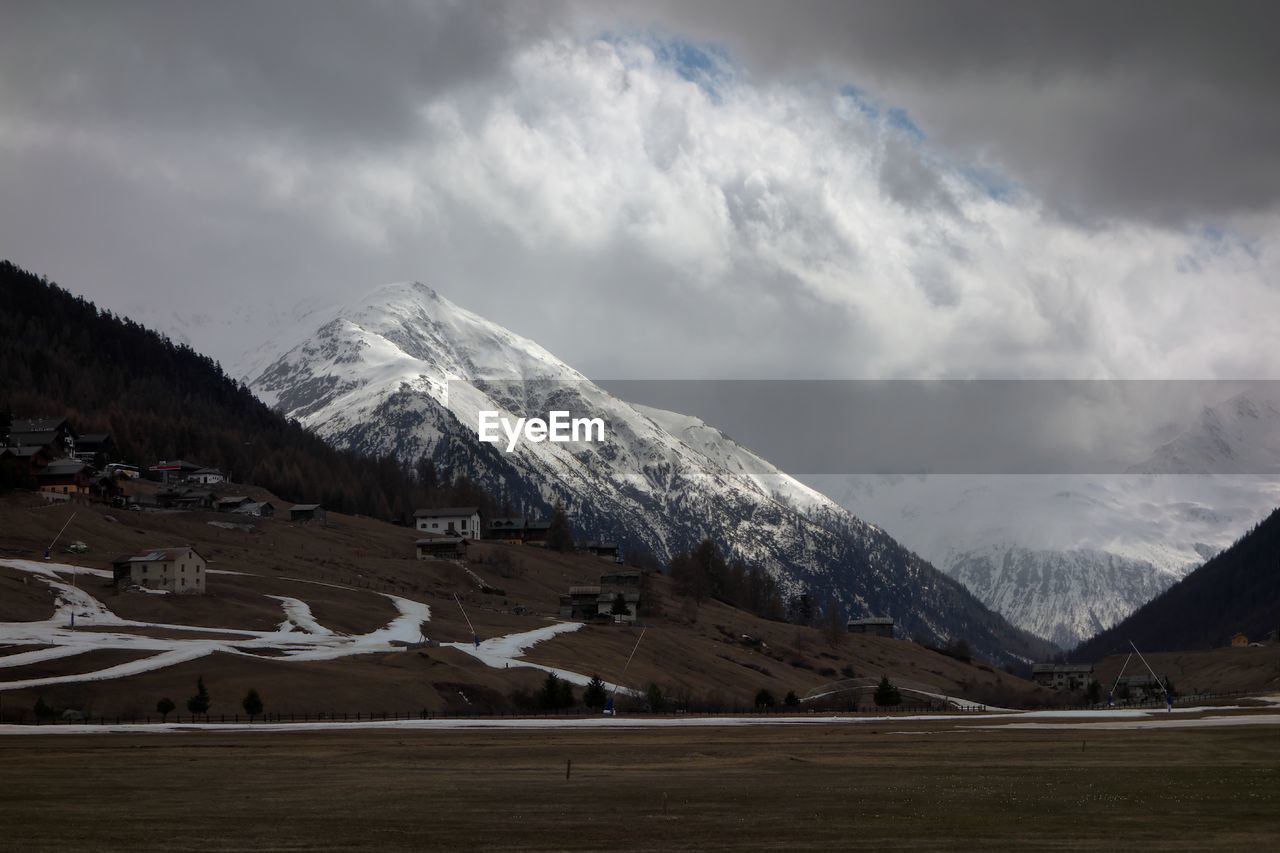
[251,282,1053,664]
[1128,392,1280,475]
[940,545,1174,649]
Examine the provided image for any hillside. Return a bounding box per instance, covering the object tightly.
[0,261,489,519]
[0,493,1051,719]
[250,280,1054,666]
[1075,507,1280,659]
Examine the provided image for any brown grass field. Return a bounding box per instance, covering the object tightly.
[1,720,1278,851]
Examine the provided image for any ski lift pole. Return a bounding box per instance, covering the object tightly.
[1107,652,1132,707]
[455,594,479,648]
[45,511,76,561]
[1129,641,1173,712]
[607,627,647,714]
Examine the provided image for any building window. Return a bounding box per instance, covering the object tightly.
[461,518,468,530]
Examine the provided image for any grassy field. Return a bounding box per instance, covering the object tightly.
[1,721,1277,851]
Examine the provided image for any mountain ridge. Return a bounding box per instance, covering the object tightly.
[251,280,1055,666]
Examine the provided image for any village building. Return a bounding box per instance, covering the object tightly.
[485,516,529,543]
[174,489,215,510]
[415,535,469,559]
[289,504,327,524]
[847,617,896,638]
[74,432,114,463]
[0,445,53,486]
[189,467,225,485]
[1231,632,1249,647]
[233,501,274,518]
[214,496,253,512]
[148,459,204,484]
[559,569,646,623]
[1031,663,1094,692]
[582,542,620,561]
[559,585,602,620]
[1115,673,1168,702]
[8,417,77,457]
[35,458,91,496]
[415,506,480,540]
[111,546,207,594]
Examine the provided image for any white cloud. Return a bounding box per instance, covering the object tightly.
[1,29,1277,382]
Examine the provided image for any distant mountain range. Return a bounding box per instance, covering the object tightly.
[248,281,1053,665]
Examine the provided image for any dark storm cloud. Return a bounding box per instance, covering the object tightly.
[628,0,1280,224]
[0,0,547,147]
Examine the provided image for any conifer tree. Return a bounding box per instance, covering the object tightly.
[187,676,211,715]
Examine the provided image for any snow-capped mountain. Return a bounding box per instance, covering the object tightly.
[1128,391,1280,475]
[251,281,1052,665]
[806,412,1280,648]
[941,545,1174,649]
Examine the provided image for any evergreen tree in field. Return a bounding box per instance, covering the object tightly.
[558,678,574,709]
[1086,680,1101,705]
[754,688,776,709]
[156,697,175,721]
[784,690,800,707]
[873,675,901,707]
[33,695,54,720]
[242,688,264,719]
[187,676,211,715]
[646,682,666,712]
[546,503,574,552]
[0,403,10,444]
[535,666,565,706]
[610,592,630,617]
[583,675,608,709]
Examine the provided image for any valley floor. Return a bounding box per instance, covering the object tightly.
[1,719,1277,851]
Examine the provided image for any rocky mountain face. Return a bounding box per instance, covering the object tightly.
[941,545,1174,649]
[251,281,1053,665]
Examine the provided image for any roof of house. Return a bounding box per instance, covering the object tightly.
[77,432,112,444]
[414,506,479,518]
[111,546,202,565]
[568,585,602,595]
[233,501,272,514]
[149,459,204,472]
[215,495,251,505]
[290,503,323,511]
[1,445,49,458]
[37,459,87,477]
[191,467,223,475]
[1031,663,1094,673]
[11,417,70,433]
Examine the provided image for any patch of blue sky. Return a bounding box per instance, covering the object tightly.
[958,164,1021,203]
[886,107,924,140]
[598,31,733,103]
[839,85,880,120]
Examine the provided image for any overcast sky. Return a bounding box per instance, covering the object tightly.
[2,0,1278,380]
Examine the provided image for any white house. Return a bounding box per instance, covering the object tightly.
[111,546,207,594]
[414,506,481,540]
[189,468,225,485]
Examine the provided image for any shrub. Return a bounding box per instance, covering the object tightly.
[156,697,175,721]
[755,688,776,708]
